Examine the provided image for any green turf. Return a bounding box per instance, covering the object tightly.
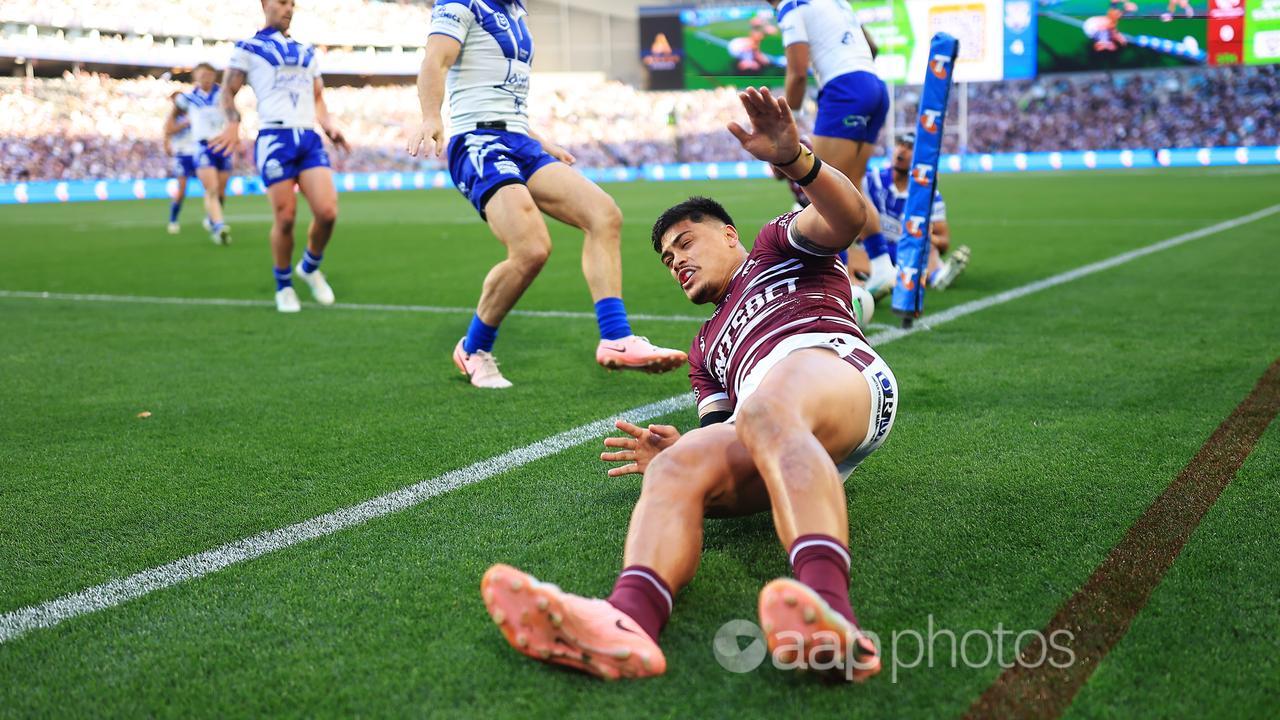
[1,168,1278,717]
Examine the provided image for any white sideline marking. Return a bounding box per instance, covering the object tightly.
[1,204,1276,645]
[0,290,709,324]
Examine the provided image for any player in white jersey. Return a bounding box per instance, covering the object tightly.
[209,0,348,314]
[769,0,895,293]
[863,133,969,292]
[409,0,686,389]
[170,63,233,246]
[163,91,198,235]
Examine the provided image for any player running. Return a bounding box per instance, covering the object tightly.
[864,133,969,292]
[769,0,895,294]
[210,0,348,314]
[481,87,896,681]
[409,0,686,389]
[170,63,233,246]
[163,91,197,235]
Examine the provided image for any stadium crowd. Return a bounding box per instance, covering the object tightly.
[2,64,1277,183]
[0,0,431,47]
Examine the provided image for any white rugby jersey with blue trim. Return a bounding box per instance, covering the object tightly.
[429,0,534,136]
[171,110,198,155]
[864,167,947,243]
[775,0,877,89]
[174,85,225,142]
[228,28,322,129]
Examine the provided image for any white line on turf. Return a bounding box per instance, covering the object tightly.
[1,203,1277,645]
[0,290,709,324]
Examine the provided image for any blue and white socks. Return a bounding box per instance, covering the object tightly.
[273,266,292,291]
[594,297,632,342]
[168,201,182,223]
[461,297,633,356]
[463,314,499,355]
[300,249,323,274]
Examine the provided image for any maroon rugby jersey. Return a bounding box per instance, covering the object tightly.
[688,211,867,413]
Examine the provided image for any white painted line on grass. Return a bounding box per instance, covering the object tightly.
[2,203,1276,645]
[0,290,709,324]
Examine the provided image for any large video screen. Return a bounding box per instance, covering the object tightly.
[676,1,1034,88]
[679,5,788,90]
[1036,1,1208,73]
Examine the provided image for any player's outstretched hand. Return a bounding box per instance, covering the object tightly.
[407,117,445,158]
[727,86,802,166]
[601,420,681,478]
[207,123,239,155]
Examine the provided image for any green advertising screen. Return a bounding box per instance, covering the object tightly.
[1245,0,1280,63]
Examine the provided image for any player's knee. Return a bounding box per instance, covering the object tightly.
[589,200,623,238]
[313,203,338,227]
[932,236,950,254]
[510,237,551,274]
[643,449,716,503]
[274,209,296,233]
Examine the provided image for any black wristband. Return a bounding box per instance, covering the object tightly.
[794,155,823,187]
[772,146,804,168]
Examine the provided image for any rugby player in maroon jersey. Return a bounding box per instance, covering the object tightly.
[479,87,898,682]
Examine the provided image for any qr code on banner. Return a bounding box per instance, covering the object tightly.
[928,3,987,62]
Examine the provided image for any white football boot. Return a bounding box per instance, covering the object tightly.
[275,286,302,313]
[295,262,335,306]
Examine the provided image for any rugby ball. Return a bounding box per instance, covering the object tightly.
[850,283,875,328]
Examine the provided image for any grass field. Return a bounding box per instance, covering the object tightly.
[1,167,1278,717]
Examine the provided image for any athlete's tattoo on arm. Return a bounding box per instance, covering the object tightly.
[221,68,246,123]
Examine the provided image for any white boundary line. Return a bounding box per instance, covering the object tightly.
[0,290,709,324]
[1,204,1276,645]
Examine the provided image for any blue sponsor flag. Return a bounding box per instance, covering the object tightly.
[892,32,959,321]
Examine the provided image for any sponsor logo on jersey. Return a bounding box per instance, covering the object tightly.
[710,277,798,385]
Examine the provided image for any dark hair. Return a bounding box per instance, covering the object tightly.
[195,62,216,74]
[651,196,735,253]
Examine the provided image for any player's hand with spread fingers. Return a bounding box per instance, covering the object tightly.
[208,122,239,156]
[727,86,803,166]
[601,420,681,478]
[407,115,446,157]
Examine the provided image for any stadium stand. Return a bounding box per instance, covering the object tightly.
[2,64,1276,183]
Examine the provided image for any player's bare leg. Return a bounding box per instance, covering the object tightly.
[814,135,893,294]
[734,348,881,680]
[527,163,686,372]
[482,424,762,680]
[266,179,302,312]
[291,167,339,306]
[450,184,550,388]
[168,172,188,234]
[476,183,552,328]
[196,165,229,245]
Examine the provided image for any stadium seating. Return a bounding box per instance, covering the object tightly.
[0,0,433,48]
[2,64,1276,183]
